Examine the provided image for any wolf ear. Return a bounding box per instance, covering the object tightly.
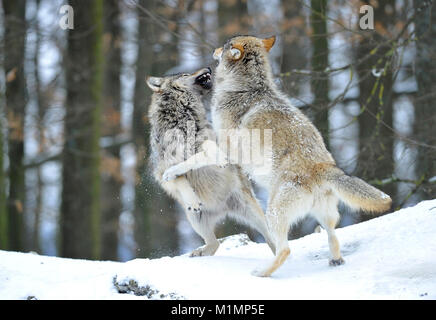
[230,43,244,61]
[213,47,223,60]
[262,36,276,52]
[146,76,163,92]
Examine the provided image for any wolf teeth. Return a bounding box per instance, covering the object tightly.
[197,73,211,82]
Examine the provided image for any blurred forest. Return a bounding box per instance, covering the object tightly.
[0,0,434,261]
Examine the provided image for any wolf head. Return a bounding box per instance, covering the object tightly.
[146,67,213,138]
[213,35,276,86]
[146,67,212,96]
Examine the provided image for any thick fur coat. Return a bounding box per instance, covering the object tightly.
[164,36,392,276]
[147,67,275,256]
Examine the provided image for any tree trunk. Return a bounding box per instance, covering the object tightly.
[133,0,183,258]
[280,0,306,98]
[100,0,122,261]
[60,0,104,260]
[32,0,43,253]
[310,0,330,147]
[413,0,436,199]
[0,97,7,250]
[2,0,27,252]
[132,0,154,258]
[355,0,396,203]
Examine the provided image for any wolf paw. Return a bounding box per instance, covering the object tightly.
[329,257,345,266]
[251,268,271,278]
[217,163,229,169]
[189,243,219,257]
[186,202,203,214]
[162,165,182,181]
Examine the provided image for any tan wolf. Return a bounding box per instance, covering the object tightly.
[163,36,392,276]
[147,67,275,257]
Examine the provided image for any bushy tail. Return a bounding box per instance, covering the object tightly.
[325,167,392,213]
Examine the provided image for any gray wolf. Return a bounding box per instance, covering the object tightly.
[147,67,275,257]
[163,36,392,276]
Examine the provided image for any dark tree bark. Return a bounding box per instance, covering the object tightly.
[413,0,436,199]
[2,0,27,251]
[310,0,330,147]
[0,89,6,250]
[280,0,306,98]
[133,0,182,258]
[0,2,6,248]
[60,0,104,260]
[31,0,43,253]
[355,0,396,202]
[100,0,122,261]
[132,0,154,258]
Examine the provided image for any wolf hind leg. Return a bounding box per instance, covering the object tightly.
[251,204,292,277]
[252,186,313,277]
[251,222,290,277]
[312,194,344,266]
[185,209,222,257]
[230,189,276,254]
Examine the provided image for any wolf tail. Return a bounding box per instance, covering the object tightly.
[324,167,392,213]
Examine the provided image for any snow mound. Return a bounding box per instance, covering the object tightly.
[1,200,435,300]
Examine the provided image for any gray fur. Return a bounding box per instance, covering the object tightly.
[163,36,391,276]
[147,68,275,257]
[210,36,392,276]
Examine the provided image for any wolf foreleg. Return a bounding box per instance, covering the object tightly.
[162,140,228,181]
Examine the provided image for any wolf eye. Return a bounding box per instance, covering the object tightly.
[229,44,244,61]
[230,48,242,60]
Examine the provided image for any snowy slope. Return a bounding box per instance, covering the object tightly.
[1,200,435,300]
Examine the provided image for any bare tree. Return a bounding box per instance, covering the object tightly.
[30,0,43,254]
[279,0,307,98]
[100,0,122,261]
[2,0,27,251]
[354,0,396,202]
[60,0,104,260]
[310,0,330,146]
[413,0,436,199]
[132,0,183,258]
[0,87,6,250]
[132,0,154,257]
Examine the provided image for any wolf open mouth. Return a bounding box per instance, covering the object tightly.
[195,70,212,89]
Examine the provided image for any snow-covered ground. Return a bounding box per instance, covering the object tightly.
[1,199,435,300]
